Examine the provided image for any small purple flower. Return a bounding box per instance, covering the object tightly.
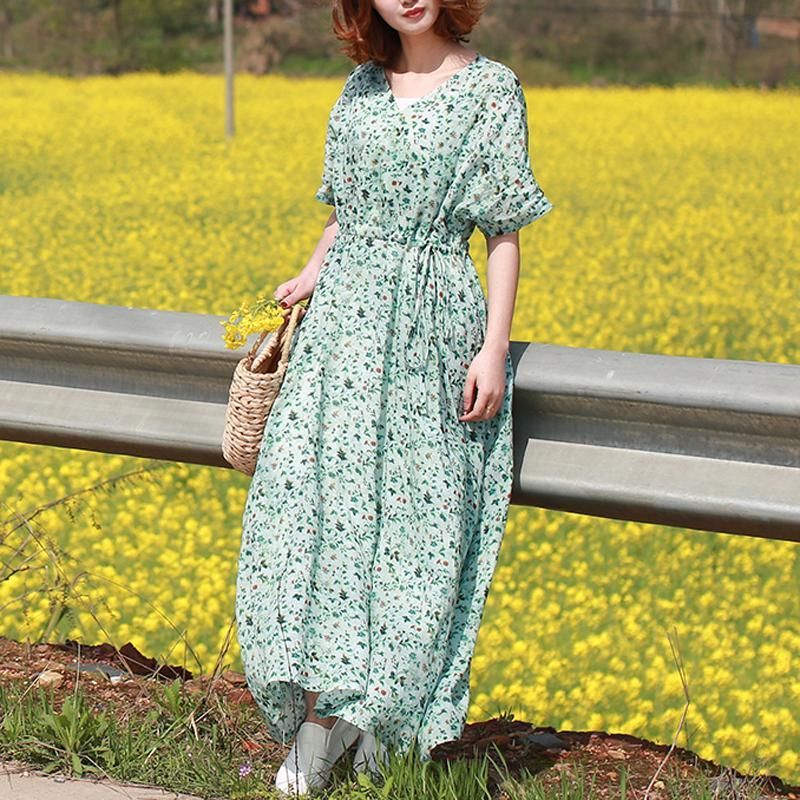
[239,763,253,778]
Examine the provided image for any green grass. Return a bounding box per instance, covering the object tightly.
[0,676,778,799]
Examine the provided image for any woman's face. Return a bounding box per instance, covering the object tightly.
[371,0,441,35]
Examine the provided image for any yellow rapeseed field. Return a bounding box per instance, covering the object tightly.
[0,71,798,783]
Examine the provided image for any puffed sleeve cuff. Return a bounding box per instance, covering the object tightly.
[315,183,335,206]
[476,181,553,238]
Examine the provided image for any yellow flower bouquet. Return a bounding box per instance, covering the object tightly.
[220,295,307,349]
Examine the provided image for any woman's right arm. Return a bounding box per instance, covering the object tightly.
[274,210,338,308]
[276,62,362,308]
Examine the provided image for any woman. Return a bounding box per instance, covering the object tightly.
[235,0,554,794]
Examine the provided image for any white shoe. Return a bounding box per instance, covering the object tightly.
[275,717,362,796]
[352,729,389,779]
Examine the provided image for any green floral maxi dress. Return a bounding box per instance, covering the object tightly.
[235,52,553,762]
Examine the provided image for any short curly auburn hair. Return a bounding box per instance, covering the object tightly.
[328,0,487,67]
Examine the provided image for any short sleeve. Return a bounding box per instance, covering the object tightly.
[463,76,553,238]
[315,63,364,207]
[314,91,345,206]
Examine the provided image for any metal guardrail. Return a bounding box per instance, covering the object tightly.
[1,295,798,543]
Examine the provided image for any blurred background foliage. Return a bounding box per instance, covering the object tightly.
[0,0,798,86]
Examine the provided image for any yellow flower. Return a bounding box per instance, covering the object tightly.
[0,72,798,787]
[220,295,299,349]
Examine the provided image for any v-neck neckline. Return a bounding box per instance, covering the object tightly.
[377,52,483,113]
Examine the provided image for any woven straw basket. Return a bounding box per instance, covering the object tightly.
[222,302,305,475]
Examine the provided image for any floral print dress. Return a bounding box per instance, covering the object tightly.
[235,52,553,762]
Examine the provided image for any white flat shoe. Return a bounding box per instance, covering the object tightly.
[352,728,389,779]
[275,717,361,796]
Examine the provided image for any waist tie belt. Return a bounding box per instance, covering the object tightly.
[334,226,471,381]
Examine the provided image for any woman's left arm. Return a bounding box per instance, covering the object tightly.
[459,232,519,422]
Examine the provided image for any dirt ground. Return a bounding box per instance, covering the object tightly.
[0,635,797,800]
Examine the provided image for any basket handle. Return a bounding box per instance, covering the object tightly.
[245,302,304,367]
[278,302,304,363]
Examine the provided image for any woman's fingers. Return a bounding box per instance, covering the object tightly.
[460,377,503,421]
[275,279,300,307]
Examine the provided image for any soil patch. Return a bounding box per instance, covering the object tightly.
[1,636,797,799]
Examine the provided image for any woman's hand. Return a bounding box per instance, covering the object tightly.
[459,343,508,422]
[274,266,320,309]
